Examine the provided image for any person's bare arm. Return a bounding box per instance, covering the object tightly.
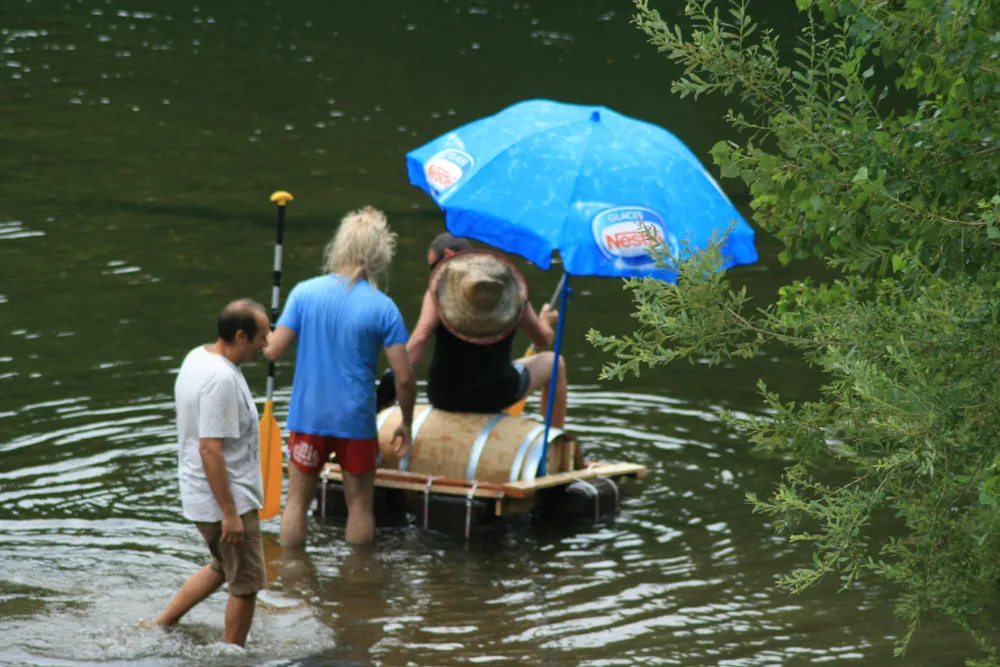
[383,343,416,456]
[405,290,438,368]
[519,302,558,350]
[264,325,296,362]
[198,437,244,543]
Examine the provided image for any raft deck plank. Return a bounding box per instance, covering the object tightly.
[322,460,647,502]
[501,462,648,499]
[322,464,507,499]
[495,496,537,517]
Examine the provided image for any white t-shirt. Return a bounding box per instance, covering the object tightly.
[174,345,263,522]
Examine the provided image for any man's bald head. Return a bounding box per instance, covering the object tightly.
[217,299,268,344]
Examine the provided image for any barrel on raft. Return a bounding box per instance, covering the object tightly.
[373,403,581,482]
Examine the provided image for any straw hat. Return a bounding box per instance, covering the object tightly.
[430,249,528,345]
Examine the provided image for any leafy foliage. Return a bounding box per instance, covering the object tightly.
[589,0,1000,662]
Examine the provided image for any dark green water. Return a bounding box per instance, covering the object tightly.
[0,0,971,665]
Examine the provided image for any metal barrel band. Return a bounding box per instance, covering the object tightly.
[510,424,546,483]
[376,406,398,432]
[464,482,480,540]
[401,406,434,472]
[375,406,398,467]
[465,413,507,481]
[521,427,565,482]
[423,476,439,530]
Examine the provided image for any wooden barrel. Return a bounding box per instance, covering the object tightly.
[375,404,576,484]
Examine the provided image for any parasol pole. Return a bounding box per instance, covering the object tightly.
[538,273,571,477]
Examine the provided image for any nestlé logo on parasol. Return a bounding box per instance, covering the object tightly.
[591,206,678,269]
[424,148,475,196]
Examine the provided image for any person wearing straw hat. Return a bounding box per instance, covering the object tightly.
[405,248,567,425]
[264,206,416,548]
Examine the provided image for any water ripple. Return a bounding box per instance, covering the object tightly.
[0,221,45,240]
[135,385,896,664]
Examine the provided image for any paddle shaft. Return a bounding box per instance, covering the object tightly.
[260,191,292,521]
[265,202,287,398]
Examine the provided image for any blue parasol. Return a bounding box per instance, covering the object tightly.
[407,99,757,474]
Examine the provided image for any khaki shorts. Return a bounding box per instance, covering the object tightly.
[195,510,267,597]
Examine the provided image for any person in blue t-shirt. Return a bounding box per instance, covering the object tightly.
[265,206,416,547]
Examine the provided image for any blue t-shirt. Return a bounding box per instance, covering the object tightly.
[278,274,409,439]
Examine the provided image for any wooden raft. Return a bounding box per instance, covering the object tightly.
[320,460,648,518]
[316,404,648,525]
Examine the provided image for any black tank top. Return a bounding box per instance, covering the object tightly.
[427,325,521,413]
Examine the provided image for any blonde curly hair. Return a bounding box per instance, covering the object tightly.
[323,206,397,290]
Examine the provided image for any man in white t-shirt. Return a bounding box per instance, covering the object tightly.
[154,299,271,647]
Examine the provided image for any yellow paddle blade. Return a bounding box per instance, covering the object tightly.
[505,397,528,416]
[259,400,283,520]
[504,346,537,417]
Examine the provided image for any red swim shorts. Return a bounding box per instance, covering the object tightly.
[288,432,380,475]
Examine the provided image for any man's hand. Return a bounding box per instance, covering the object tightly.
[539,303,559,329]
[392,423,412,458]
[264,325,296,362]
[221,511,245,545]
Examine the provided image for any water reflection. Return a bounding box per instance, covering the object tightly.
[268,544,389,663]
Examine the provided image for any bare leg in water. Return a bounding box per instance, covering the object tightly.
[342,470,376,546]
[281,465,320,549]
[155,565,225,628]
[155,566,257,647]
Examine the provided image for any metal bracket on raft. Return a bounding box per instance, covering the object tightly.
[464,482,480,540]
[411,474,482,538]
[422,476,439,530]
